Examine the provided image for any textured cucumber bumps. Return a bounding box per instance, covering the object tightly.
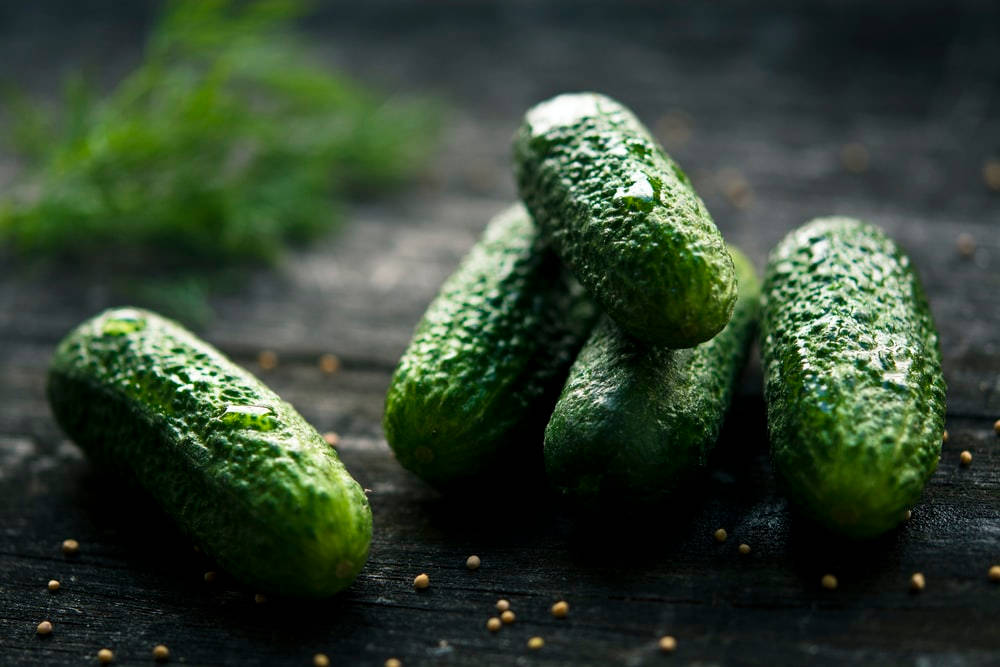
[383,204,598,489]
[761,218,946,538]
[514,92,737,348]
[48,308,372,597]
[545,247,759,509]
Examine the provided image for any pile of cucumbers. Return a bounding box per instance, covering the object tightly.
[385,92,946,540]
[47,92,945,599]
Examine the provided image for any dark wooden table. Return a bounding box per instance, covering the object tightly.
[3,2,1000,665]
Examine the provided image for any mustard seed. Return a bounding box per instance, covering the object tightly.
[659,636,677,653]
[984,159,1000,191]
[527,637,544,650]
[313,653,330,667]
[254,593,267,604]
[153,644,169,661]
[821,574,838,590]
[904,510,912,521]
[385,659,402,667]
[960,450,972,466]
[910,572,925,592]
[495,599,510,612]
[486,617,501,632]
[738,543,751,555]
[319,353,341,375]
[989,565,1000,582]
[956,233,976,258]
[36,620,53,636]
[466,555,481,570]
[551,600,569,618]
[994,420,1000,436]
[47,579,60,592]
[323,432,340,447]
[257,350,278,370]
[413,573,430,590]
[61,539,79,555]
[98,648,114,664]
[501,610,515,624]
[942,430,949,443]
[841,142,870,174]
[714,528,727,543]
[203,571,216,583]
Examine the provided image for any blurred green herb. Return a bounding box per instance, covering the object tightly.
[0,0,439,267]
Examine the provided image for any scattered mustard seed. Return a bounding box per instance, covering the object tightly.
[910,572,925,592]
[714,528,727,543]
[61,538,79,555]
[413,573,430,590]
[984,159,1000,191]
[495,599,510,612]
[257,350,278,370]
[36,620,53,636]
[956,233,976,258]
[960,450,973,466]
[551,600,569,618]
[486,617,502,632]
[152,644,170,661]
[466,555,481,570]
[738,544,751,556]
[718,168,753,209]
[47,579,60,592]
[658,636,677,653]
[821,574,838,590]
[989,565,1000,582]
[841,142,870,174]
[204,571,217,583]
[254,593,267,604]
[385,659,402,667]
[905,510,912,521]
[942,430,949,443]
[501,610,516,625]
[994,419,1000,436]
[527,637,544,650]
[323,432,340,447]
[319,353,341,375]
[97,648,114,664]
[655,110,693,149]
[313,653,330,667]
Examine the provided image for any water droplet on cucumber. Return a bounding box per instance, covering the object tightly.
[102,309,147,335]
[219,404,277,431]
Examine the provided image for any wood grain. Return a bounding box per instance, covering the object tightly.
[2,2,999,665]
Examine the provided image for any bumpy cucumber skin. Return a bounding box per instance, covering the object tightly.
[383,204,598,489]
[514,92,737,348]
[544,247,760,509]
[761,218,946,538]
[47,308,372,597]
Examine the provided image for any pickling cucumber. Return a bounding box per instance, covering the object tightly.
[383,204,598,489]
[544,247,760,508]
[47,308,372,597]
[514,92,737,348]
[761,218,946,538]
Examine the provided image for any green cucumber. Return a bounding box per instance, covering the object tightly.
[514,92,737,348]
[383,204,598,489]
[761,217,946,538]
[47,308,372,597]
[544,247,760,508]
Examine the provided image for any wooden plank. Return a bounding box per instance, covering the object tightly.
[2,1,1000,665]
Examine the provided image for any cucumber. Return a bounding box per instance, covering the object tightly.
[544,247,760,508]
[514,92,737,348]
[761,218,946,538]
[47,308,372,597]
[383,204,598,489]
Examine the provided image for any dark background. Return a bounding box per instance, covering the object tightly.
[2,1,999,665]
